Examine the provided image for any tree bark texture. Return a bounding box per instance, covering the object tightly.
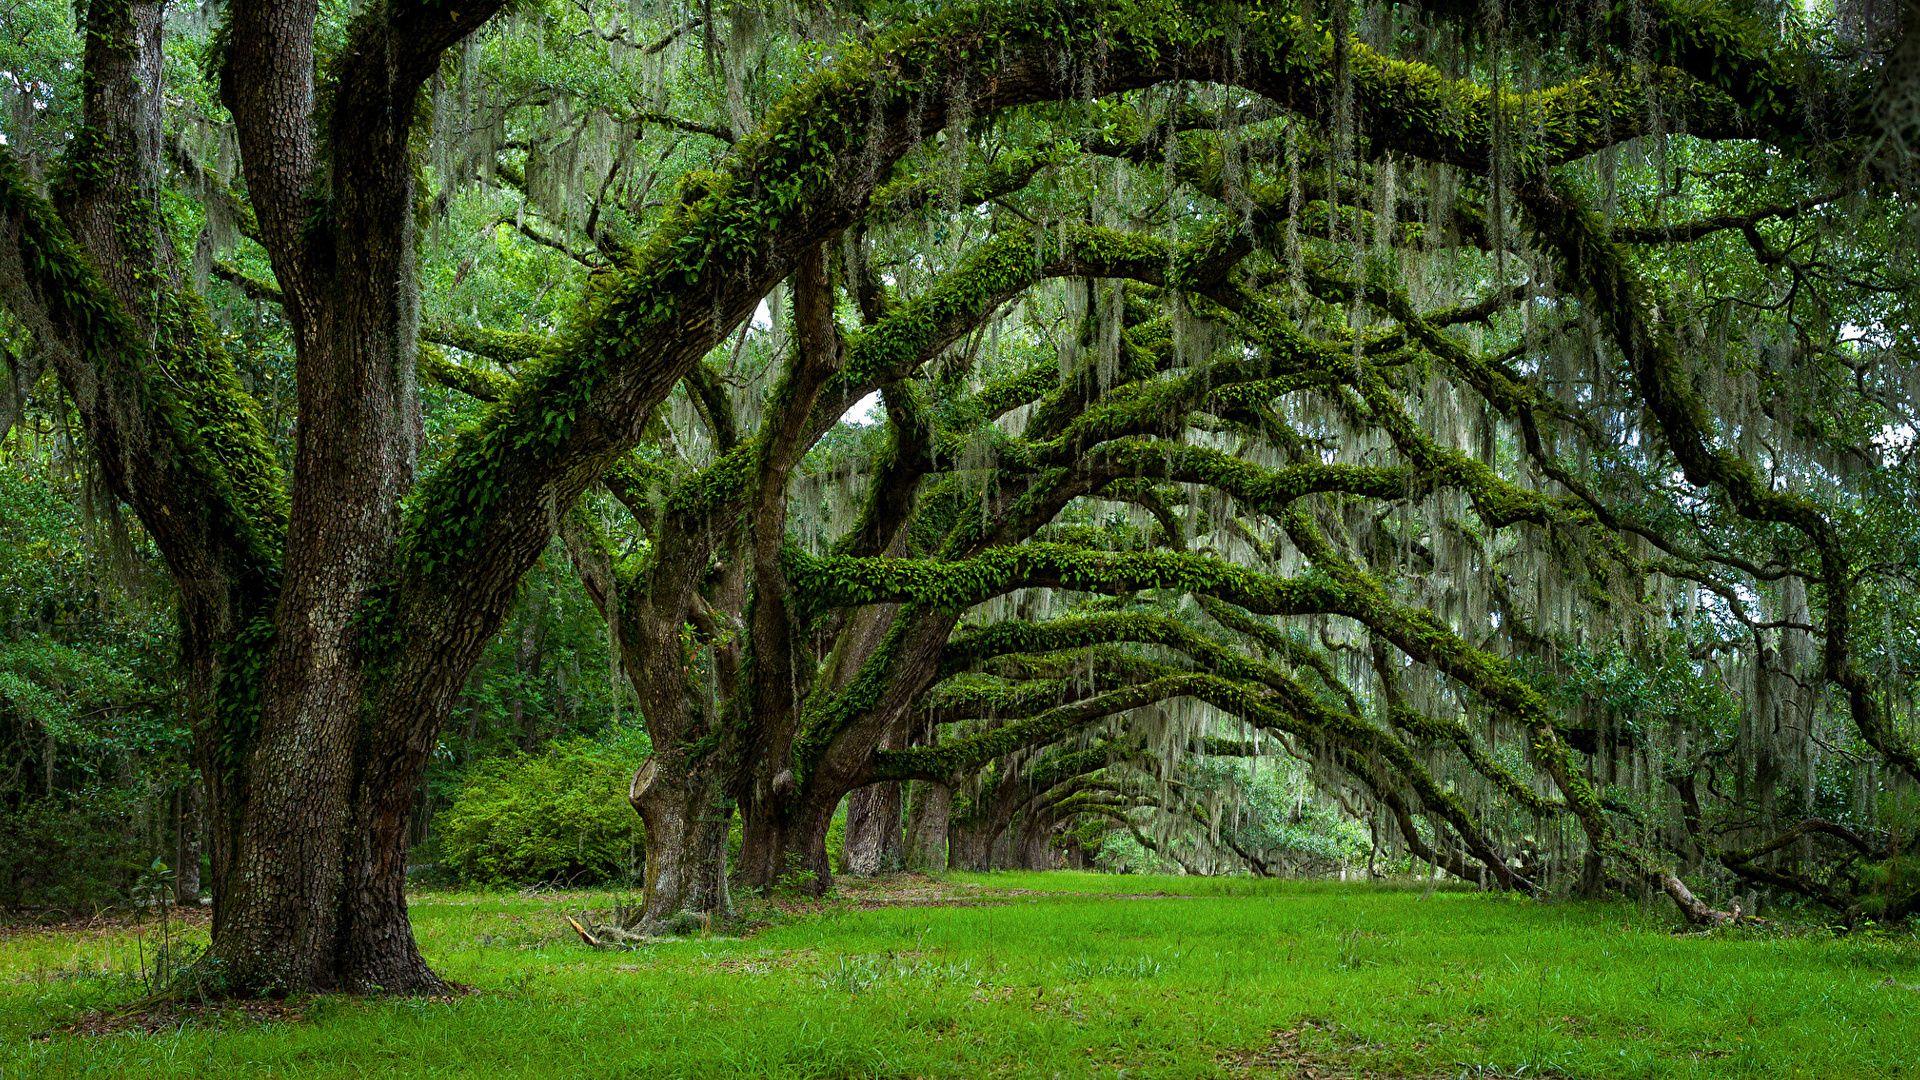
[904,780,951,872]
[842,782,905,876]
[628,753,733,932]
[736,791,837,895]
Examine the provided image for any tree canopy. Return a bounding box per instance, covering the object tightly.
[1,0,1917,995]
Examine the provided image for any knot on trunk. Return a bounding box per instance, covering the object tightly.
[629,758,659,807]
[771,768,797,798]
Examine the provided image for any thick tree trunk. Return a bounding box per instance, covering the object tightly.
[737,792,836,895]
[1018,819,1058,870]
[202,736,357,994]
[338,837,439,993]
[947,818,993,872]
[904,780,950,872]
[194,0,462,995]
[842,782,905,876]
[191,685,455,995]
[628,753,732,932]
[201,671,416,996]
[336,725,447,993]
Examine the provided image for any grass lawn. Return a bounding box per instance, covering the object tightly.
[2,873,1917,1077]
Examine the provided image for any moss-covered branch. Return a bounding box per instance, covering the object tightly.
[1518,175,1920,787]
[0,149,285,583]
[789,543,1347,619]
[873,674,1211,782]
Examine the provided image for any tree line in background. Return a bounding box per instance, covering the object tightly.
[2,0,1918,998]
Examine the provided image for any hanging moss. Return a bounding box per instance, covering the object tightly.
[0,154,287,573]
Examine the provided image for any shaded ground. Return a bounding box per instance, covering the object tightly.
[0,904,211,941]
[2,872,1916,1077]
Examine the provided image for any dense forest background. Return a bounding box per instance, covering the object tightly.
[1,0,1917,988]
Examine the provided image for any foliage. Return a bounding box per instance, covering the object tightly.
[0,788,164,912]
[432,731,650,887]
[0,460,185,911]
[428,545,633,801]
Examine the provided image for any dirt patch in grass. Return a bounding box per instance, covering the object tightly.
[0,906,211,942]
[41,983,478,1040]
[1221,1018,1580,1079]
[721,874,1050,928]
[810,873,1047,910]
[1220,1018,1440,1079]
[43,997,310,1038]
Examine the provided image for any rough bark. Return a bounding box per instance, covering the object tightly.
[842,717,911,876]
[904,780,951,872]
[628,754,732,932]
[842,782,905,876]
[736,793,837,895]
[562,501,741,932]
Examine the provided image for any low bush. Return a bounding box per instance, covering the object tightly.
[434,732,648,887]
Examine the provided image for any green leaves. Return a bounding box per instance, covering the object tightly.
[435,735,650,886]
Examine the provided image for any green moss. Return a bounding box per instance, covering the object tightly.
[420,345,517,403]
[877,674,1210,782]
[422,321,547,368]
[787,542,1347,620]
[0,155,287,576]
[840,223,1170,392]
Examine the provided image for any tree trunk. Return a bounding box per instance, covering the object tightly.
[947,818,993,872]
[904,780,950,872]
[842,781,904,876]
[173,782,202,907]
[989,826,1019,870]
[628,753,732,932]
[200,677,431,996]
[1019,819,1058,870]
[194,0,456,994]
[336,718,447,993]
[193,675,471,995]
[201,732,357,994]
[737,791,835,895]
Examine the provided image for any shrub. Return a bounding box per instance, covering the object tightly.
[434,733,648,886]
[0,787,157,912]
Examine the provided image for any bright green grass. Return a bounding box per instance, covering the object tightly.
[3,873,1917,1078]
